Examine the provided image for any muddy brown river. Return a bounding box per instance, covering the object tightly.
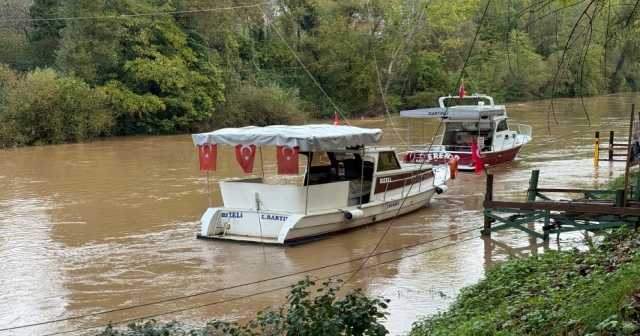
[0,93,637,335]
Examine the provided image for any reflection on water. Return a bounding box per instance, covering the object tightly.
[0,93,637,335]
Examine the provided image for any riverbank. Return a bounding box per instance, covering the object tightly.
[409,230,640,335]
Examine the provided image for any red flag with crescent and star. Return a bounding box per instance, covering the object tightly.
[276,146,299,174]
[471,139,485,175]
[235,144,256,173]
[198,144,217,171]
[333,112,339,126]
[459,79,465,99]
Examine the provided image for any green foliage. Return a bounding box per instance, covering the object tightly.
[210,81,307,129]
[0,0,637,146]
[409,227,640,336]
[0,65,114,147]
[95,276,390,336]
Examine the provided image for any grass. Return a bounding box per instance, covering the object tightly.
[408,228,640,335]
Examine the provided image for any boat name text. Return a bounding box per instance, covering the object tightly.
[221,212,243,218]
[261,214,289,221]
[379,177,392,183]
[387,201,400,209]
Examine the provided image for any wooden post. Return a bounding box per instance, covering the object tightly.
[594,131,599,166]
[527,170,540,201]
[609,130,614,161]
[634,171,640,202]
[623,104,635,207]
[481,174,493,236]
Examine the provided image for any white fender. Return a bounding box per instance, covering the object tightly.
[436,185,449,194]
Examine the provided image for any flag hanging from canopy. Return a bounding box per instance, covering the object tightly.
[333,112,340,126]
[198,144,217,171]
[277,146,299,174]
[235,144,256,173]
[459,80,465,99]
[471,139,485,175]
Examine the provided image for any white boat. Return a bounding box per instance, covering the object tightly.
[400,94,533,170]
[192,125,453,244]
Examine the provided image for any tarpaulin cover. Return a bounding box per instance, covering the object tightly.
[192,125,383,152]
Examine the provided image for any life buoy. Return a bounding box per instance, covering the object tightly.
[449,157,458,179]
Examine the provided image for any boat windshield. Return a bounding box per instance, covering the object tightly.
[377,151,401,171]
[445,121,493,132]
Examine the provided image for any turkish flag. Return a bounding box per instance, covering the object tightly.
[459,79,465,99]
[198,144,217,171]
[235,144,256,173]
[334,112,339,125]
[277,146,299,174]
[472,139,485,175]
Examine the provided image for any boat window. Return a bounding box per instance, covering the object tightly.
[496,120,509,132]
[310,152,332,167]
[377,151,401,171]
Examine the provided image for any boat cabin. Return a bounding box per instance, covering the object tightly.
[193,125,436,216]
[401,94,519,152]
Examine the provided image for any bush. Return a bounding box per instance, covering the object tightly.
[409,228,640,336]
[208,81,308,130]
[0,65,114,147]
[96,276,389,336]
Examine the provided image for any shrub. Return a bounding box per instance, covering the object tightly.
[96,276,389,336]
[0,65,114,147]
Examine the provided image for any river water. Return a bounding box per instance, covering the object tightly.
[0,93,637,335]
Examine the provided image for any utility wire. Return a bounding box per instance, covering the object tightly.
[257,6,351,126]
[342,0,493,287]
[42,234,481,336]
[0,226,482,333]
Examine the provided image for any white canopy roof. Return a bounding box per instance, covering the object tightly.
[400,106,506,120]
[192,125,383,152]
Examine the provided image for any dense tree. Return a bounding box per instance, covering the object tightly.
[0,0,639,147]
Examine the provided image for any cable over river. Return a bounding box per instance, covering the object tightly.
[0,93,637,335]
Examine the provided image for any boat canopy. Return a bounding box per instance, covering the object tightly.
[400,106,506,120]
[192,125,383,151]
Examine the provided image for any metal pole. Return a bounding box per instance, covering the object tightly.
[259,146,265,183]
[527,170,539,202]
[304,153,311,215]
[407,118,410,149]
[207,171,211,207]
[422,118,425,146]
[623,104,635,207]
[594,131,599,166]
[359,145,365,208]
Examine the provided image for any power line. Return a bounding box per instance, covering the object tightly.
[257,5,352,126]
[0,226,482,333]
[42,234,481,336]
[342,0,494,287]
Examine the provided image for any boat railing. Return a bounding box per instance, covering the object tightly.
[513,124,533,146]
[382,169,434,201]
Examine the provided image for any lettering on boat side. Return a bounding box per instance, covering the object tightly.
[221,212,243,218]
[261,214,289,221]
[425,152,460,161]
[380,177,392,183]
[387,201,400,209]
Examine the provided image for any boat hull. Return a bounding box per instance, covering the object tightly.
[197,187,438,244]
[403,143,526,170]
